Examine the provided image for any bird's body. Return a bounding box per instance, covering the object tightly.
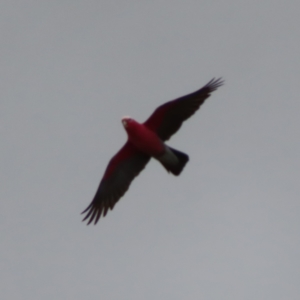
[82,78,224,224]
[122,117,165,157]
[122,116,189,176]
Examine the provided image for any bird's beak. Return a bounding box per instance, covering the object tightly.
[122,120,127,128]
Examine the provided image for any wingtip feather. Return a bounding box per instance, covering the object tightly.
[205,77,224,92]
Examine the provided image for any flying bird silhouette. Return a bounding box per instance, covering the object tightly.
[82,78,224,224]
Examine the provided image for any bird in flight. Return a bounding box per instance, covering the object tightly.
[82,78,224,224]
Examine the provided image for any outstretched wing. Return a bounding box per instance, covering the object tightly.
[144,78,224,141]
[82,141,150,225]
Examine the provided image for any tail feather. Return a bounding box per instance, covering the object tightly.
[158,146,189,176]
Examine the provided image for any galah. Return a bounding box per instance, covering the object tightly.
[82,78,224,224]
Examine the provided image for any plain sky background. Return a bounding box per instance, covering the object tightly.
[1,1,300,299]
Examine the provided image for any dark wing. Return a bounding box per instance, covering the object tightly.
[82,141,150,225]
[144,78,224,141]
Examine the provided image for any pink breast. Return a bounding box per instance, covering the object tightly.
[127,122,165,156]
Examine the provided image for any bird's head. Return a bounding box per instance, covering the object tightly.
[121,116,133,129]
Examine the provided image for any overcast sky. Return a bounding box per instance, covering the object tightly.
[1,1,300,299]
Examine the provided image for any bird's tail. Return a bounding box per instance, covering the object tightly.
[157,146,189,176]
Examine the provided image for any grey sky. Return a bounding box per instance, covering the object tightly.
[1,1,300,299]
